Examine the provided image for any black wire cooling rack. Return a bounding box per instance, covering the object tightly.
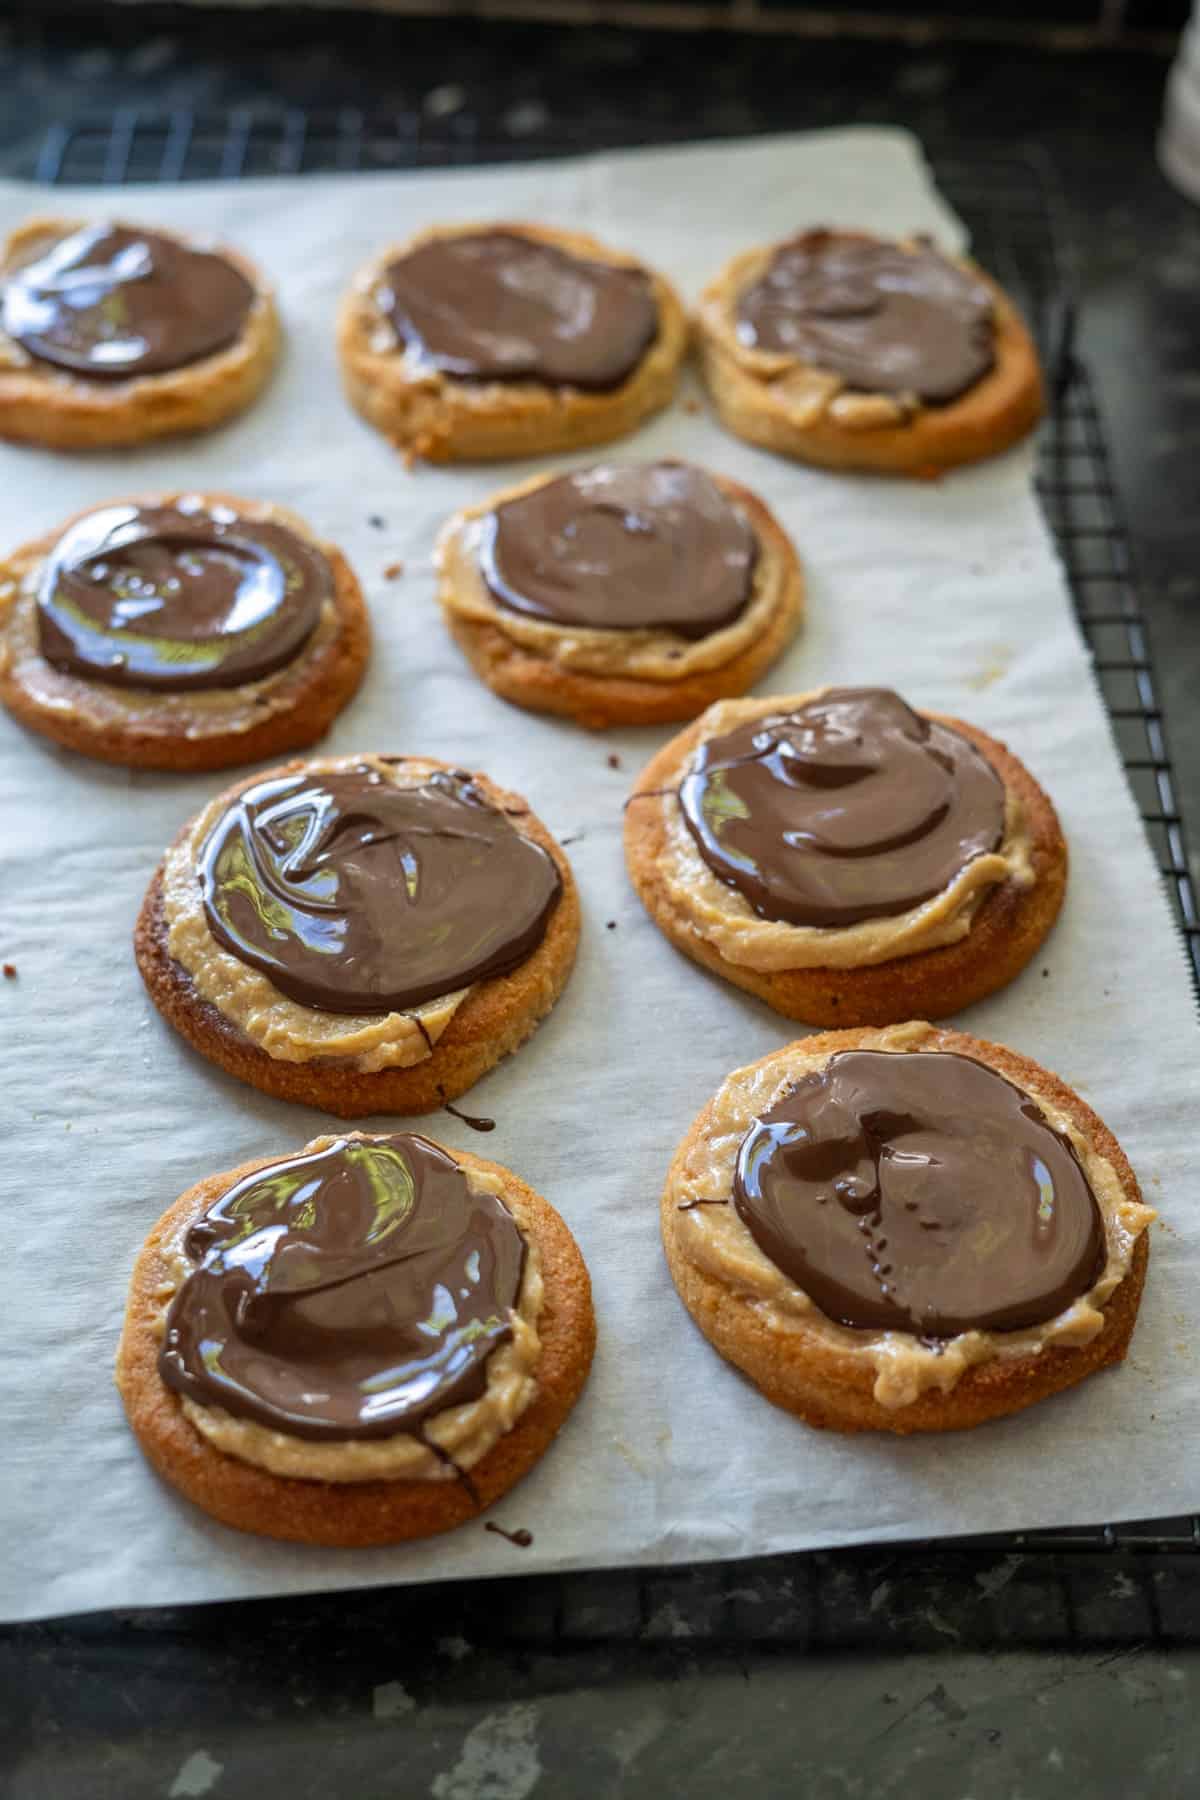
[19,111,1200,1628]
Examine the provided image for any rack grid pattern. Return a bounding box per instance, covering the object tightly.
[28,109,1200,1586]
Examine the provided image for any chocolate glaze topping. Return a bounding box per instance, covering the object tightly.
[735,231,995,405]
[3,223,254,380]
[159,1133,527,1441]
[379,231,659,390]
[200,762,562,1014]
[679,688,1006,928]
[37,500,329,691]
[734,1050,1105,1336]
[479,462,758,639]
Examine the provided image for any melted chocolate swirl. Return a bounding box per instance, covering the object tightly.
[679,688,1006,928]
[379,231,659,390]
[479,462,758,638]
[3,223,255,380]
[199,763,562,1014]
[37,500,329,691]
[734,1050,1105,1336]
[159,1134,527,1441]
[736,231,995,405]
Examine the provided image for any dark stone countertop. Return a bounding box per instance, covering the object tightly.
[2,12,1200,1799]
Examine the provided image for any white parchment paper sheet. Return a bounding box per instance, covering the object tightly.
[1,130,1196,1624]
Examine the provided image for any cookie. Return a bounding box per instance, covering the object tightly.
[338,222,687,463]
[695,229,1043,476]
[117,1130,596,1544]
[625,687,1066,1026]
[436,460,804,728]
[135,753,580,1116]
[0,218,278,449]
[662,1023,1153,1434]
[0,492,369,771]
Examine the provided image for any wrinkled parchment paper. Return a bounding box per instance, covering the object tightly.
[2,130,1197,1623]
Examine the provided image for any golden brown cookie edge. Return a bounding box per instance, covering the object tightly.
[0,218,280,451]
[695,245,1044,477]
[660,1023,1149,1435]
[116,1138,596,1544]
[623,706,1067,1025]
[134,759,581,1115]
[337,220,688,463]
[0,492,371,771]
[437,472,805,729]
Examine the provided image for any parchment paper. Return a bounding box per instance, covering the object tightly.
[2,130,1197,1625]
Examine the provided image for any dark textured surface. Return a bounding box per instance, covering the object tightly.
[3,14,1200,1798]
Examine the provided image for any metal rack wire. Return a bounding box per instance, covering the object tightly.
[24,110,1200,1607]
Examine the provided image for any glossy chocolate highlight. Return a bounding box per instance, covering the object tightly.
[159,1134,526,1441]
[37,500,329,691]
[679,688,1006,928]
[479,462,758,638]
[736,231,995,404]
[379,231,658,390]
[199,763,562,1014]
[734,1049,1105,1336]
[3,223,254,380]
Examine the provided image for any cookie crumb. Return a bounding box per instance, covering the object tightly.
[384,560,405,580]
[368,514,386,530]
[2,963,15,978]
[683,398,702,415]
[606,752,622,770]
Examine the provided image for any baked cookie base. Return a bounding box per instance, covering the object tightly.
[697,264,1044,477]
[661,1025,1150,1435]
[439,476,804,729]
[134,774,581,1116]
[0,219,279,451]
[624,711,1067,1026]
[337,221,688,464]
[116,1141,596,1544]
[0,495,371,772]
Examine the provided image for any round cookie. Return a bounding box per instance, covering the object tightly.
[662,1023,1154,1435]
[0,492,369,771]
[117,1130,596,1544]
[0,217,279,449]
[625,688,1066,1026]
[338,221,687,463]
[135,753,580,1116]
[436,461,804,729]
[695,229,1043,476]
